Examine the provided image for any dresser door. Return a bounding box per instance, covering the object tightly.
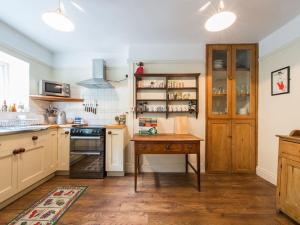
[231,120,256,173]
[279,158,300,222]
[206,120,232,172]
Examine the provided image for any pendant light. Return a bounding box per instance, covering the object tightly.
[42,0,75,32]
[204,0,236,32]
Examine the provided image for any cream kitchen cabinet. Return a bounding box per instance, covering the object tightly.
[0,131,48,202]
[44,129,58,176]
[0,141,18,203]
[57,128,70,171]
[106,127,126,176]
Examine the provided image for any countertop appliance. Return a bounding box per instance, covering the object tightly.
[39,80,70,97]
[56,111,67,125]
[70,126,106,178]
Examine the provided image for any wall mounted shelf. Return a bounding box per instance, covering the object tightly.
[30,95,84,102]
[135,73,200,119]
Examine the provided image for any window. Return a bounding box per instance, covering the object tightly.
[0,51,29,112]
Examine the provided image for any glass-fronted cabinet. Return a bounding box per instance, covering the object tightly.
[232,45,256,118]
[207,45,231,118]
[206,44,257,174]
[207,44,256,119]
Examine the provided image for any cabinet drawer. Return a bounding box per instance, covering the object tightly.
[280,140,300,158]
[0,131,47,154]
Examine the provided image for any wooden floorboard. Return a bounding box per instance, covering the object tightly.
[0,173,297,225]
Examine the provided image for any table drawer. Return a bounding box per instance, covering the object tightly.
[280,140,300,158]
[135,142,198,154]
[182,143,198,153]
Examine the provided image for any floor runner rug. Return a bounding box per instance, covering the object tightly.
[8,186,87,225]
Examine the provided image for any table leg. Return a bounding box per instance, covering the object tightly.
[197,149,201,192]
[135,153,138,192]
[185,154,188,173]
[137,154,140,174]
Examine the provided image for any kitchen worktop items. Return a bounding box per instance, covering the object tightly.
[57,111,67,125]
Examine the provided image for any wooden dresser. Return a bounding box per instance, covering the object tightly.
[276,130,300,223]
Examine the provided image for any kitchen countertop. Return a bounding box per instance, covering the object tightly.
[0,124,75,136]
[105,124,126,129]
[0,124,127,136]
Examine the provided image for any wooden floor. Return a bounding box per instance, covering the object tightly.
[0,173,297,225]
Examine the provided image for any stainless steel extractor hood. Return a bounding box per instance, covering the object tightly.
[77,59,113,89]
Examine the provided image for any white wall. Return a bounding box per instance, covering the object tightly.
[258,37,300,185]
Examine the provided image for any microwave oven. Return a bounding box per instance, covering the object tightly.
[39,80,70,97]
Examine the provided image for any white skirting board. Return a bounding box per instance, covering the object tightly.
[256,166,277,185]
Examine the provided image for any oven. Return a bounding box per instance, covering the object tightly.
[70,127,106,178]
[39,80,70,97]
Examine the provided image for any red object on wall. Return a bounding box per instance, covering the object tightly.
[135,62,144,74]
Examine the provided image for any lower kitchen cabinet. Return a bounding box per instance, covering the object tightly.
[18,145,45,191]
[106,128,126,176]
[57,128,70,171]
[206,119,256,173]
[277,133,300,223]
[44,130,58,176]
[0,145,18,202]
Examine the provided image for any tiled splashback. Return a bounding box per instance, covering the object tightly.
[54,86,129,125]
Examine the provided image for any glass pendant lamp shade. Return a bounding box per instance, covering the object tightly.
[205,11,236,32]
[42,10,74,32]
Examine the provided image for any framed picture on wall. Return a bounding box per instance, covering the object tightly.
[271,66,290,96]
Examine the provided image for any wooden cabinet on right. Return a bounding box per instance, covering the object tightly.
[206,44,258,173]
[276,131,300,224]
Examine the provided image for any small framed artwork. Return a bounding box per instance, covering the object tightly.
[271,66,290,96]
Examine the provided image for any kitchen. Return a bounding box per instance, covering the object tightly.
[1,0,300,224]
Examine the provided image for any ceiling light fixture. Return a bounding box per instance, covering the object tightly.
[204,0,236,32]
[42,0,75,32]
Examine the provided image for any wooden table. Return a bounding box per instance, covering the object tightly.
[131,134,203,192]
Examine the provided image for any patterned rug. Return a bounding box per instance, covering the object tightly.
[8,186,87,225]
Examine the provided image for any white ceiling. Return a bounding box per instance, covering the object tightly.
[1,0,300,53]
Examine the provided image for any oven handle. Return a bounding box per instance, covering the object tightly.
[70,136,102,140]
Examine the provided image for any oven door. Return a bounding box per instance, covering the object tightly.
[70,136,105,178]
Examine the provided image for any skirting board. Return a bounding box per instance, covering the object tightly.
[256,166,277,185]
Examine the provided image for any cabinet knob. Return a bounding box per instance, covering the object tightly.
[32,136,38,141]
[108,131,112,135]
[65,131,70,135]
[13,149,20,155]
[20,148,26,153]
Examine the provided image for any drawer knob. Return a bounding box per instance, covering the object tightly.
[108,131,112,135]
[20,148,26,153]
[32,136,38,141]
[166,144,171,150]
[65,131,70,135]
[13,149,20,155]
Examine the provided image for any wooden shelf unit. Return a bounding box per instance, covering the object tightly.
[135,73,200,119]
[30,95,84,102]
[206,44,258,174]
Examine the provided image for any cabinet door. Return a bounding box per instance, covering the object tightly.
[106,129,124,171]
[45,130,58,175]
[18,146,45,191]
[207,45,232,119]
[232,45,257,119]
[279,158,300,223]
[0,147,18,202]
[206,120,232,172]
[57,128,70,171]
[231,120,256,173]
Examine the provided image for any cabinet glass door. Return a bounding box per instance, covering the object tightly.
[208,46,231,118]
[232,45,256,118]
